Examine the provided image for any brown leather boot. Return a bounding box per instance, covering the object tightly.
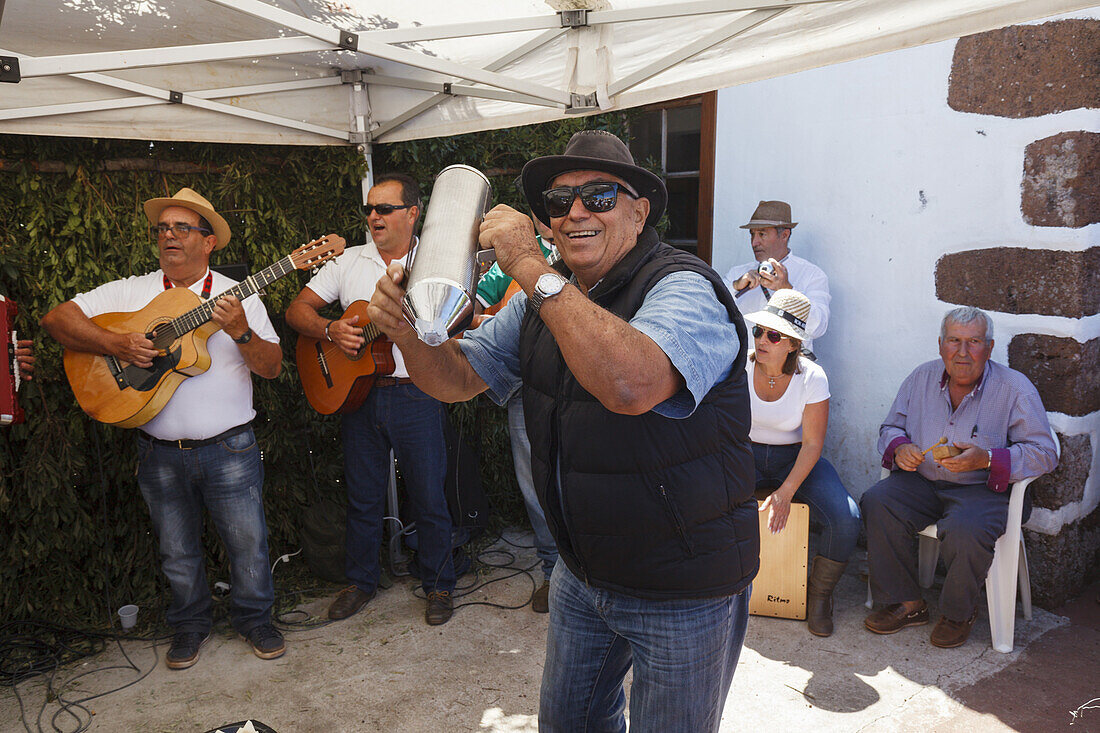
[806,555,847,637]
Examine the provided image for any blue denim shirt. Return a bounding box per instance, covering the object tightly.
[459,270,741,418]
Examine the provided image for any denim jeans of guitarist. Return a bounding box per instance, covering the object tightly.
[137,428,275,635]
[539,560,750,732]
[341,382,455,596]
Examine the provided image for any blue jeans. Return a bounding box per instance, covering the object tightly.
[540,560,750,733]
[136,428,274,635]
[508,395,558,580]
[752,442,861,563]
[342,383,454,595]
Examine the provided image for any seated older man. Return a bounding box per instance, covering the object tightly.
[862,306,1057,648]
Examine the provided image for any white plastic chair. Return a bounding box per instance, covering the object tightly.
[866,427,1059,653]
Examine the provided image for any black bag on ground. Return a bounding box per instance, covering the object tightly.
[300,498,348,584]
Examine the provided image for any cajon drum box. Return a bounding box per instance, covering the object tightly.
[749,501,809,620]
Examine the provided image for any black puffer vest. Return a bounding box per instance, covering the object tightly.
[520,228,759,599]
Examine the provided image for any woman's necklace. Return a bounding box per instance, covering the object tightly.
[756,362,786,389]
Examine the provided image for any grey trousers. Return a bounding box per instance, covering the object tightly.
[861,471,1009,622]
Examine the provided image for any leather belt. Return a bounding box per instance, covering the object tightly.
[140,423,252,450]
[374,377,415,387]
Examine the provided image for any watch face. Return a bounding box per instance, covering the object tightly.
[537,273,565,296]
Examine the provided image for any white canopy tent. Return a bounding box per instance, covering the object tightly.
[0,0,1093,149]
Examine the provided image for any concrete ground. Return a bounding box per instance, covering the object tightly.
[2,531,1097,733]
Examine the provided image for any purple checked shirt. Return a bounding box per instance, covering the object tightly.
[878,359,1057,492]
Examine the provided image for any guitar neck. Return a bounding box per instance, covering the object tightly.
[362,321,383,342]
[165,256,295,338]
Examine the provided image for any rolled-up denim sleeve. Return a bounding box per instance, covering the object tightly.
[629,271,741,419]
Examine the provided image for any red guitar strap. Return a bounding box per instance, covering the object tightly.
[163,271,213,300]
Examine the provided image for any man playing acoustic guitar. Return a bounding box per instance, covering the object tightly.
[286,172,457,626]
[41,188,293,669]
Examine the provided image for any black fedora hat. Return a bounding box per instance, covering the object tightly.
[521,130,667,228]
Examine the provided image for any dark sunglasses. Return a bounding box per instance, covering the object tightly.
[542,182,637,218]
[752,326,788,344]
[150,223,212,239]
[364,203,411,216]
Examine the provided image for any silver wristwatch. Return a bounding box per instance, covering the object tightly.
[529,272,569,315]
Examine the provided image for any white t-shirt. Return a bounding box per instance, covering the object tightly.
[305,242,412,378]
[72,268,279,441]
[746,354,830,445]
[725,252,831,345]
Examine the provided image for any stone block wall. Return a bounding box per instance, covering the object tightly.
[941,19,1100,609]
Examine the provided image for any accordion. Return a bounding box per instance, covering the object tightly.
[1,294,25,426]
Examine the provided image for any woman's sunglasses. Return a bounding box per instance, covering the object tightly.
[364,203,412,216]
[542,182,637,218]
[752,326,788,344]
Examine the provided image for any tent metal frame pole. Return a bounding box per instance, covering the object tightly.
[365,74,563,108]
[0,47,349,140]
[607,8,786,97]
[203,0,572,106]
[12,1,838,80]
[368,27,566,141]
[0,77,342,123]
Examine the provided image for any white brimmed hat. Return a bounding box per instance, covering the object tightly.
[743,289,811,341]
[143,187,231,250]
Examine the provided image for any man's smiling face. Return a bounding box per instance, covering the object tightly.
[547,170,649,288]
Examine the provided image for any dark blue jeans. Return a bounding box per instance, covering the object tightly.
[752,442,861,563]
[136,428,274,635]
[341,383,454,595]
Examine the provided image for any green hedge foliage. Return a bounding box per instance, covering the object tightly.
[0,112,630,627]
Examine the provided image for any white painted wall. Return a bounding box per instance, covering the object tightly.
[711,10,1100,534]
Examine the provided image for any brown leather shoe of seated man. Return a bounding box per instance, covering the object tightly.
[930,611,978,648]
[864,601,929,634]
[328,585,376,620]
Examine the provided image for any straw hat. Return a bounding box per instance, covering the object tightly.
[740,200,797,230]
[143,187,232,250]
[521,130,667,228]
[743,289,811,342]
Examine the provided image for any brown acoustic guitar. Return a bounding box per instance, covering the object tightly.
[295,300,396,415]
[64,236,344,428]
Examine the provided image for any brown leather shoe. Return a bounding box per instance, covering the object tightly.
[426,590,453,625]
[328,586,375,620]
[930,611,978,648]
[864,602,929,634]
[531,580,550,614]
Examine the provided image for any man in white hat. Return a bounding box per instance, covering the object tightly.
[725,200,831,350]
[41,187,291,669]
[367,130,758,732]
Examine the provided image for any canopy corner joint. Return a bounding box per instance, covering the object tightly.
[559,9,589,28]
[0,57,20,84]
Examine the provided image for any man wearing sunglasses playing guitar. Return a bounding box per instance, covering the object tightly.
[286,173,457,627]
[41,188,292,669]
[368,131,758,732]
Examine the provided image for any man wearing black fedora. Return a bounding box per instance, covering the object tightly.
[367,130,759,731]
[726,200,831,351]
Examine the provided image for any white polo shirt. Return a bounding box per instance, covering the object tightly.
[72,268,279,441]
[304,241,412,378]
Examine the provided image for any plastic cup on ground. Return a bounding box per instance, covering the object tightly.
[118,604,138,630]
